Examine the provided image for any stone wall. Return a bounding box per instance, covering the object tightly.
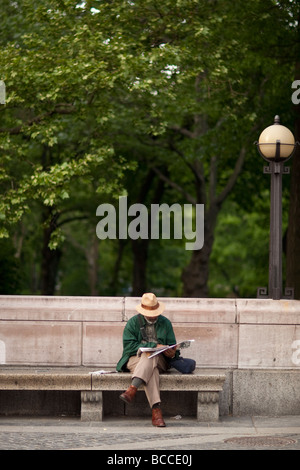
[0,295,300,416]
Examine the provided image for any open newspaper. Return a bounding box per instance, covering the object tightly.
[89,370,117,375]
[138,340,194,359]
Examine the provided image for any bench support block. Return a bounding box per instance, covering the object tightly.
[81,391,103,421]
[197,391,219,422]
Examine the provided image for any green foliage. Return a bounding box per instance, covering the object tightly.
[209,200,270,297]
[0,0,298,296]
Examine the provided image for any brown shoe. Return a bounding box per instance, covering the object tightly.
[152,407,166,427]
[119,385,137,405]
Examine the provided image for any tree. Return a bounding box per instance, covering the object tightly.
[0,0,134,293]
[99,0,296,296]
[1,0,298,298]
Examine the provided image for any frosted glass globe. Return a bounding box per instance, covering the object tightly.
[258,122,295,159]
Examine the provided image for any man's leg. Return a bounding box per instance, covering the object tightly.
[119,354,144,405]
[142,354,168,426]
[119,353,168,426]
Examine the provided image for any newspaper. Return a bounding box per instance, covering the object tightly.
[138,340,194,359]
[89,370,117,375]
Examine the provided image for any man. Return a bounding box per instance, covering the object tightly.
[116,292,179,427]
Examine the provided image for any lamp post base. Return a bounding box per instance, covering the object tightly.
[257,286,294,300]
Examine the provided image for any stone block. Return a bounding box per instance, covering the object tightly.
[82,322,124,367]
[173,324,238,368]
[0,322,81,366]
[197,391,219,422]
[238,324,300,368]
[0,295,124,322]
[81,391,103,421]
[233,369,300,416]
[236,299,300,325]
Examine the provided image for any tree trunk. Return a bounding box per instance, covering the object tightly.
[182,208,217,297]
[86,231,99,296]
[131,238,149,296]
[109,239,126,295]
[130,170,165,296]
[41,208,62,295]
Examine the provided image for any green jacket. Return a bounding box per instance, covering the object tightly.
[116,314,179,372]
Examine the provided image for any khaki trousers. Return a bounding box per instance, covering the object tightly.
[127,352,169,408]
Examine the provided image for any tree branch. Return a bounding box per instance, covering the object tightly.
[168,140,204,187]
[152,166,196,205]
[215,146,246,207]
[0,103,75,135]
[168,124,199,139]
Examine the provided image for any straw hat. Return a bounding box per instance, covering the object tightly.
[135,293,165,317]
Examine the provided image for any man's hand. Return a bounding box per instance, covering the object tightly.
[157,344,177,358]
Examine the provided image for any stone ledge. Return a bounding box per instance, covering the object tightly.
[0,367,225,392]
[91,369,226,392]
[0,367,92,390]
[0,296,125,322]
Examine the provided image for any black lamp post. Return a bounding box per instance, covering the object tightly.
[255,115,298,300]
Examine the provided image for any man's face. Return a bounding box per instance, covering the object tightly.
[144,315,159,323]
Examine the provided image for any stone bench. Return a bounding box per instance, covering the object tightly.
[0,367,226,422]
[1,295,300,417]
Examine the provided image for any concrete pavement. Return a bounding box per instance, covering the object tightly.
[0,415,299,450]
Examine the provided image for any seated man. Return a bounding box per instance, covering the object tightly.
[116,292,178,427]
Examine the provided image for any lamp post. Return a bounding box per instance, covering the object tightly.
[255,115,298,300]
